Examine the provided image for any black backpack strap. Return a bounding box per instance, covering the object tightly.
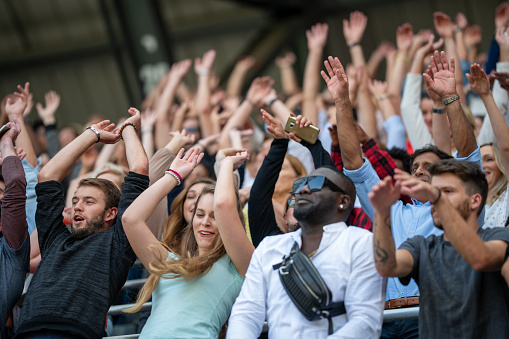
[321,301,346,335]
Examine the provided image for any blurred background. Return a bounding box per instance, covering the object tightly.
[0,0,502,126]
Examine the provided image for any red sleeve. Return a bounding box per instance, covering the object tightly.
[330,145,343,171]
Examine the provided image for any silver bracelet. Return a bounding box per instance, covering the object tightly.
[86,126,100,143]
[165,170,181,185]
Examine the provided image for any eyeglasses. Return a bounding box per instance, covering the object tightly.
[291,175,346,195]
[287,198,295,208]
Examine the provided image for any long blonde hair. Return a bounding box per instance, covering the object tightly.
[485,143,508,205]
[126,183,245,313]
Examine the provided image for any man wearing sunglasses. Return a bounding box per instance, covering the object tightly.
[228,166,386,338]
[322,53,482,339]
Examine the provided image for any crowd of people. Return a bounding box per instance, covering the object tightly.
[1,3,509,339]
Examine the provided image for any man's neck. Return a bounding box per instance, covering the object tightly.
[443,218,479,242]
[299,219,340,255]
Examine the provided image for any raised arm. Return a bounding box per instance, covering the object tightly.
[119,107,149,176]
[122,148,203,268]
[141,109,158,160]
[4,83,37,167]
[35,90,61,158]
[218,76,273,148]
[321,56,363,170]
[343,11,368,67]
[387,23,413,115]
[368,176,414,277]
[467,63,509,174]
[1,119,28,250]
[302,23,328,125]
[423,51,477,157]
[226,56,257,99]
[426,65,452,155]
[214,151,254,277]
[195,50,216,139]
[38,120,120,183]
[275,52,300,96]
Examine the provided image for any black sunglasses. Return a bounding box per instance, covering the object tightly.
[291,175,346,195]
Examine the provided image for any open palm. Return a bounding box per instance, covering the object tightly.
[321,56,349,103]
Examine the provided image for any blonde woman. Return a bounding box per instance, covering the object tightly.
[122,148,254,338]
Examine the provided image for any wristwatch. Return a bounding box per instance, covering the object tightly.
[442,93,460,105]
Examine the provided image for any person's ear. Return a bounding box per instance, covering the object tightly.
[104,207,118,223]
[337,195,351,211]
[470,193,483,214]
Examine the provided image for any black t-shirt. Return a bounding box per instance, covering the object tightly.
[400,227,509,339]
[15,172,148,339]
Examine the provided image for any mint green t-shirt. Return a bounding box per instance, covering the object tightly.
[140,253,244,338]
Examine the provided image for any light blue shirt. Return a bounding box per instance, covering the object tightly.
[141,253,244,338]
[344,146,483,301]
[22,158,40,234]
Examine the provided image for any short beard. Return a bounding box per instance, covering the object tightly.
[433,198,470,229]
[71,210,106,240]
[294,197,337,224]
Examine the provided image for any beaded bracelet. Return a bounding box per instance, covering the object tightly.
[165,168,182,186]
[119,122,137,140]
[86,126,101,143]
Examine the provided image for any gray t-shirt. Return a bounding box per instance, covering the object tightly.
[400,227,509,339]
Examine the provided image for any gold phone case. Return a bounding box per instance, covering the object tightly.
[284,117,320,144]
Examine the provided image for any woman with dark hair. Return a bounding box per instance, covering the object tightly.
[122,148,254,338]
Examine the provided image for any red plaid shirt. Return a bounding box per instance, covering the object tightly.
[331,139,412,232]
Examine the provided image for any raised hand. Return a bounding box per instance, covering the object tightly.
[464,25,482,48]
[246,76,274,106]
[306,23,329,51]
[328,124,339,146]
[368,176,401,213]
[36,90,60,125]
[368,79,388,98]
[275,51,296,68]
[396,23,413,52]
[374,41,395,59]
[169,147,204,179]
[496,27,509,62]
[466,63,491,98]
[455,12,468,30]
[343,11,368,45]
[5,83,30,119]
[424,65,441,102]
[433,12,454,39]
[416,34,444,57]
[496,3,509,30]
[423,50,457,99]
[23,93,34,117]
[235,56,257,71]
[168,59,192,85]
[123,107,142,131]
[321,56,349,104]
[225,151,249,171]
[260,109,288,139]
[394,168,439,203]
[169,128,195,146]
[194,50,216,75]
[0,119,21,144]
[91,120,120,144]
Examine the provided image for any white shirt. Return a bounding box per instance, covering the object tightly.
[227,222,386,339]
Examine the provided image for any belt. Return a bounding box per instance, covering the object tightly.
[385,297,419,310]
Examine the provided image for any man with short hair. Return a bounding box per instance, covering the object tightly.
[370,159,509,337]
[15,108,149,339]
[322,51,482,338]
[227,166,386,338]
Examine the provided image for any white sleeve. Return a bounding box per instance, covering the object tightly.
[400,73,433,149]
[477,62,509,145]
[227,247,267,339]
[329,233,386,338]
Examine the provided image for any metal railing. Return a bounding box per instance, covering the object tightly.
[105,304,419,338]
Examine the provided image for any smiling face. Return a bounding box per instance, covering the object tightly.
[481,145,502,191]
[71,186,116,239]
[411,152,441,183]
[192,193,218,255]
[183,183,209,224]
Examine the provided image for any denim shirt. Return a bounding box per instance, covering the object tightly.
[344,146,483,301]
[22,157,41,234]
